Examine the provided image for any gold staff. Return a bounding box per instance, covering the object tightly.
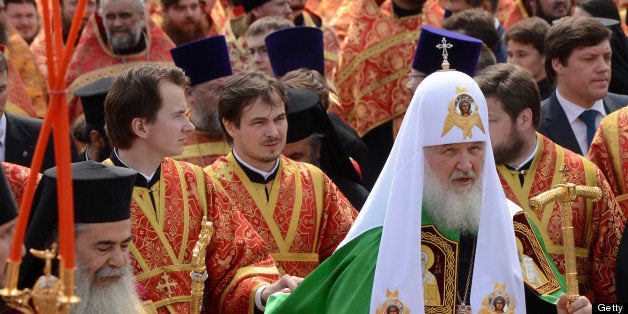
[529,164,601,304]
[190,216,214,313]
[0,243,80,313]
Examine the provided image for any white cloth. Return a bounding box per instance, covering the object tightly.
[555,90,605,155]
[338,70,526,313]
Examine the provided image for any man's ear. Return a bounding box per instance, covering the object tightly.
[89,130,104,146]
[551,57,564,75]
[222,118,236,138]
[131,118,149,139]
[517,108,534,131]
[250,6,263,19]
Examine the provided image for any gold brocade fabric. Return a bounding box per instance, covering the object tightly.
[1,161,41,207]
[329,0,443,136]
[222,15,251,74]
[2,48,37,118]
[7,25,48,118]
[589,107,628,214]
[207,154,357,278]
[65,15,176,123]
[497,133,625,302]
[104,158,279,313]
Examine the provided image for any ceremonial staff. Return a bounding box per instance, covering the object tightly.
[190,216,214,313]
[529,164,601,304]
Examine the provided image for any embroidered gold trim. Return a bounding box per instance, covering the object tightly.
[219,265,280,307]
[271,252,319,261]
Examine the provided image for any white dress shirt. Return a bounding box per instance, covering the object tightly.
[555,90,606,155]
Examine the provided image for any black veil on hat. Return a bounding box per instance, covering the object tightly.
[18,161,137,289]
[0,167,18,226]
[286,88,368,209]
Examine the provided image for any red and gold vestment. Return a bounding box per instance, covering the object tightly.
[497,133,624,302]
[172,131,229,168]
[207,154,357,278]
[105,157,279,313]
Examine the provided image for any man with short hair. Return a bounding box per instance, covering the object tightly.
[103,65,294,312]
[442,8,504,63]
[5,0,38,44]
[207,70,357,278]
[171,35,231,167]
[161,0,210,45]
[65,0,176,123]
[244,16,293,75]
[476,62,624,303]
[503,17,553,100]
[538,16,628,156]
[19,161,148,313]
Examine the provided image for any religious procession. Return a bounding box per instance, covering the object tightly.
[0,0,626,313]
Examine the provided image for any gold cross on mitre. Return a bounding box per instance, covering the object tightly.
[436,37,453,70]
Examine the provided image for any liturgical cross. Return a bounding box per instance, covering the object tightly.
[437,37,453,62]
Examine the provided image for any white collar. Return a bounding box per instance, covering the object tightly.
[556,90,606,124]
[232,148,279,180]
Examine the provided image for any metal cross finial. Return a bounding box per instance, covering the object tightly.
[436,37,453,69]
[559,164,569,184]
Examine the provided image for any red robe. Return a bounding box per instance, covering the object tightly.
[207,154,358,278]
[588,107,628,213]
[497,133,624,302]
[1,161,40,207]
[65,14,175,123]
[172,131,229,168]
[329,0,442,137]
[105,157,279,313]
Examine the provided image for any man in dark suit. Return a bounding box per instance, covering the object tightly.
[538,16,628,156]
[0,53,79,171]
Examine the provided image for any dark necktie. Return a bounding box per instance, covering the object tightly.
[578,109,597,148]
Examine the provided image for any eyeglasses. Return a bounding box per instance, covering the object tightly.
[246,46,268,58]
[408,74,426,79]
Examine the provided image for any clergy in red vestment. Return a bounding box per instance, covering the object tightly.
[102,65,298,313]
[206,70,358,278]
[476,63,625,303]
[170,35,231,167]
[589,107,628,213]
[65,0,176,123]
[329,0,442,177]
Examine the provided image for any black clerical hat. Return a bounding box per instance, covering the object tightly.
[74,77,114,130]
[265,27,325,77]
[0,167,18,225]
[171,35,233,86]
[241,0,271,12]
[286,88,328,143]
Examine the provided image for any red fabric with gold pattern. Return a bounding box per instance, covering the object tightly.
[172,131,229,168]
[119,158,278,313]
[3,54,37,118]
[208,154,357,278]
[588,107,628,215]
[497,134,624,302]
[501,0,528,29]
[222,16,251,74]
[329,0,442,136]
[65,14,175,123]
[1,162,40,207]
[7,26,48,118]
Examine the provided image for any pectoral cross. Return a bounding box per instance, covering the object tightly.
[436,37,453,69]
[156,273,178,298]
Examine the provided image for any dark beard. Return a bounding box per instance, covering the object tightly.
[493,127,524,165]
[162,15,209,46]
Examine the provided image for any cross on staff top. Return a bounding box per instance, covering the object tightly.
[436,37,453,69]
[559,164,569,183]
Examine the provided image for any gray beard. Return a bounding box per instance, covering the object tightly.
[422,165,482,234]
[191,110,222,134]
[70,263,142,314]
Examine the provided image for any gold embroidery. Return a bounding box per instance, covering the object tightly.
[441,86,484,139]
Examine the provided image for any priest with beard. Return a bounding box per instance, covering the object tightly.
[475,63,623,303]
[161,0,212,46]
[18,161,155,313]
[265,66,592,313]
